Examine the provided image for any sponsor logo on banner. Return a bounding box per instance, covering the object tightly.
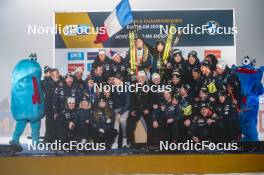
[68,52,84,60]
[87,52,98,61]
[205,21,220,35]
[204,50,221,59]
[68,63,84,73]
[87,63,93,72]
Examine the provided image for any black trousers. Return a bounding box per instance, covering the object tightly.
[93,129,118,148]
[165,119,183,142]
[182,118,195,141]
[54,114,70,143]
[44,109,56,142]
[196,122,226,143]
[223,116,241,141]
[76,127,93,141]
[152,120,167,145]
[127,111,153,145]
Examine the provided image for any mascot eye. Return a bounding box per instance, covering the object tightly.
[242,57,250,66]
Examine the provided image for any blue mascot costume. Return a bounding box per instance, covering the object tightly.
[231,57,264,141]
[10,54,45,149]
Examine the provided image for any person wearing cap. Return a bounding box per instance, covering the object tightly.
[187,51,200,68]
[151,72,161,84]
[43,68,63,142]
[144,40,166,76]
[75,95,93,143]
[145,29,182,76]
[167,48,188,84]
[190,67,203,99]
[200,59,220,101]
[42,66,52,94]
[83,76,98,105]
[186,50,201,83]
[178,83,195,141]
[43,66,52,78]
[92,49,113,81]
[92,65,105,84]
[92,95,118,148]
[201,59,212,75]
[110,50,130,82]
[53,73,82,108]
[193,99,228,143]
[41,66,55,142]
[151,72,161,86]
[111,76,130,149]
[204,54,218,72]
[59,97,77,143]
[50,68,62,83]
[215,60,241,107]
[65,73,82,104]
[152,41,165,74]
[74,67,85,89]
[51,73,81,139]
[149,73,166,144]
[129,70,153,146]
[50,68,63,91]
[103,90,114,110]
[170,70,182,98]
[192,86,217,119]
[215,90,241,142]
[126,37,152,74]
[159,91,183,142]
[191,101,219,143]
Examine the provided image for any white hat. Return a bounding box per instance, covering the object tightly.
[216,60,227,69]
[110,50,119,58]
[98,49,106,55]
[137,71,147,78]
[151,73,160,80]
[67,97,75,104]
[75,67,84,74]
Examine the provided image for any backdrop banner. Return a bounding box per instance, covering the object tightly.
[54,9,236,77]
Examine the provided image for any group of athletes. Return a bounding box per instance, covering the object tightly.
[42,36,242,149]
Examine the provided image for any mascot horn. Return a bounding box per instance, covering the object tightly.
[231,56,264,141]
[10,53,45,149]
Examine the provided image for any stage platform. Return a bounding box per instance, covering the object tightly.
[1,153,264,174]
[1,144,264,175]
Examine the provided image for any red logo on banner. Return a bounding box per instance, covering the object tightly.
[68,63,84,73]
[204,50,221,59]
